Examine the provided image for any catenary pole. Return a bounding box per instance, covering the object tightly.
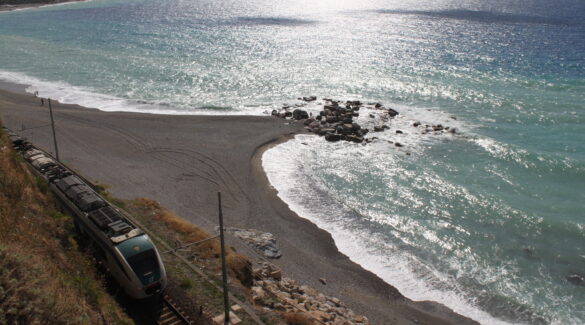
[218,192,230,324]
[48,98,60,161]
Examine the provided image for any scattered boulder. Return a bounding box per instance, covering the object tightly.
[303,118,316,126]
[224,228,282,259]
[251,263,370,324]
[346,135,364,143]
[325,133,342,142]
[387,108,399,117]
[319,128,336,136]
[302,96,317,102]
[293,109,309,120]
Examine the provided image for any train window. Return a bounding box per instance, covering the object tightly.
[126,249,160,285]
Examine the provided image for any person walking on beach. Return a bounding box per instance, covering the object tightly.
[40,98,44,106]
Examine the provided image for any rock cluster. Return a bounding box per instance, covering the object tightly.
[305,99,369,144]
[252,262,371,325]
[417,122,457,135]
[224,228,282,259]
[271,96,460,146]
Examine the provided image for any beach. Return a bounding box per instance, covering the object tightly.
[0,0,84,12]
[0,87,478,325]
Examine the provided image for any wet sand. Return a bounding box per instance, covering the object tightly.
[0,87,478,325]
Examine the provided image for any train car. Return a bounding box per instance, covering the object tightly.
[6,130,167,299]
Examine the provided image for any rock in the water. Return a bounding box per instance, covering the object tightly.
[308,121,320,129]
[303,118,315,126]
[342,124,353,132]
[567,274,585,286]
[346,135,364,143]
[303,96,317,102]
[325,133,342,142]
[395,142,403,147]
[293,109,309,120]
[326,116,338,123]
[387,108,399,117]
[396,130,403,134]
[318,128,335,136]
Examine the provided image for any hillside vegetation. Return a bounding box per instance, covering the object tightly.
[0,124,133,325]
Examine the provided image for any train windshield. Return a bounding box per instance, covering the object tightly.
[127,249,161,285]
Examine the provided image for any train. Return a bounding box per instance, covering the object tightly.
[4,127,167,299]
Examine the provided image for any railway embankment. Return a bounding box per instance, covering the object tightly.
[2,122,372,325]
[120,197,374,325]
[0,124,133,324]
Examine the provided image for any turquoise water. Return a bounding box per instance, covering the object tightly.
[1,0,584,323]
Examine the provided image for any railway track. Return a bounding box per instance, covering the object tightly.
[155,294,193,325]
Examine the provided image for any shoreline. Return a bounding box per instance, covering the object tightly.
[0,0,86,12]
[0,84,478,325]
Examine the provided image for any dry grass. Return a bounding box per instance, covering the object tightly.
[0,125,133,325]
[127,198,254,287]
[282,312,316,325]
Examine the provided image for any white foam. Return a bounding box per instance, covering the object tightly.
[0,0,93,14]
[0,70,275,116]
[262,133,514,325]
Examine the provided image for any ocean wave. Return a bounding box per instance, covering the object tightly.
[262,134,516,325]
[0,70,271,115]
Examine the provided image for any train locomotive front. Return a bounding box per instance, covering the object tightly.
[7,129,168,299]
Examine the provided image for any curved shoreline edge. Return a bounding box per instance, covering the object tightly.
[0,84,477,325]
[0,0,88,13]
[253,136,491,325]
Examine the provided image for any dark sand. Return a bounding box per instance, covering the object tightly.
[0,88,478,325]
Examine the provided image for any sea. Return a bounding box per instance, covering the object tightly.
[1,0,584,323]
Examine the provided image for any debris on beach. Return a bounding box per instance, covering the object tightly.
[224,228,282,259]
[252,262,371,325]
[271,96,459,145]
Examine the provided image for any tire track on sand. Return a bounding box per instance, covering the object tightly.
[55,111,243,202]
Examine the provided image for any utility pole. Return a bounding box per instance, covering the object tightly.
[218,192,230,325]
[48,98,60,161]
